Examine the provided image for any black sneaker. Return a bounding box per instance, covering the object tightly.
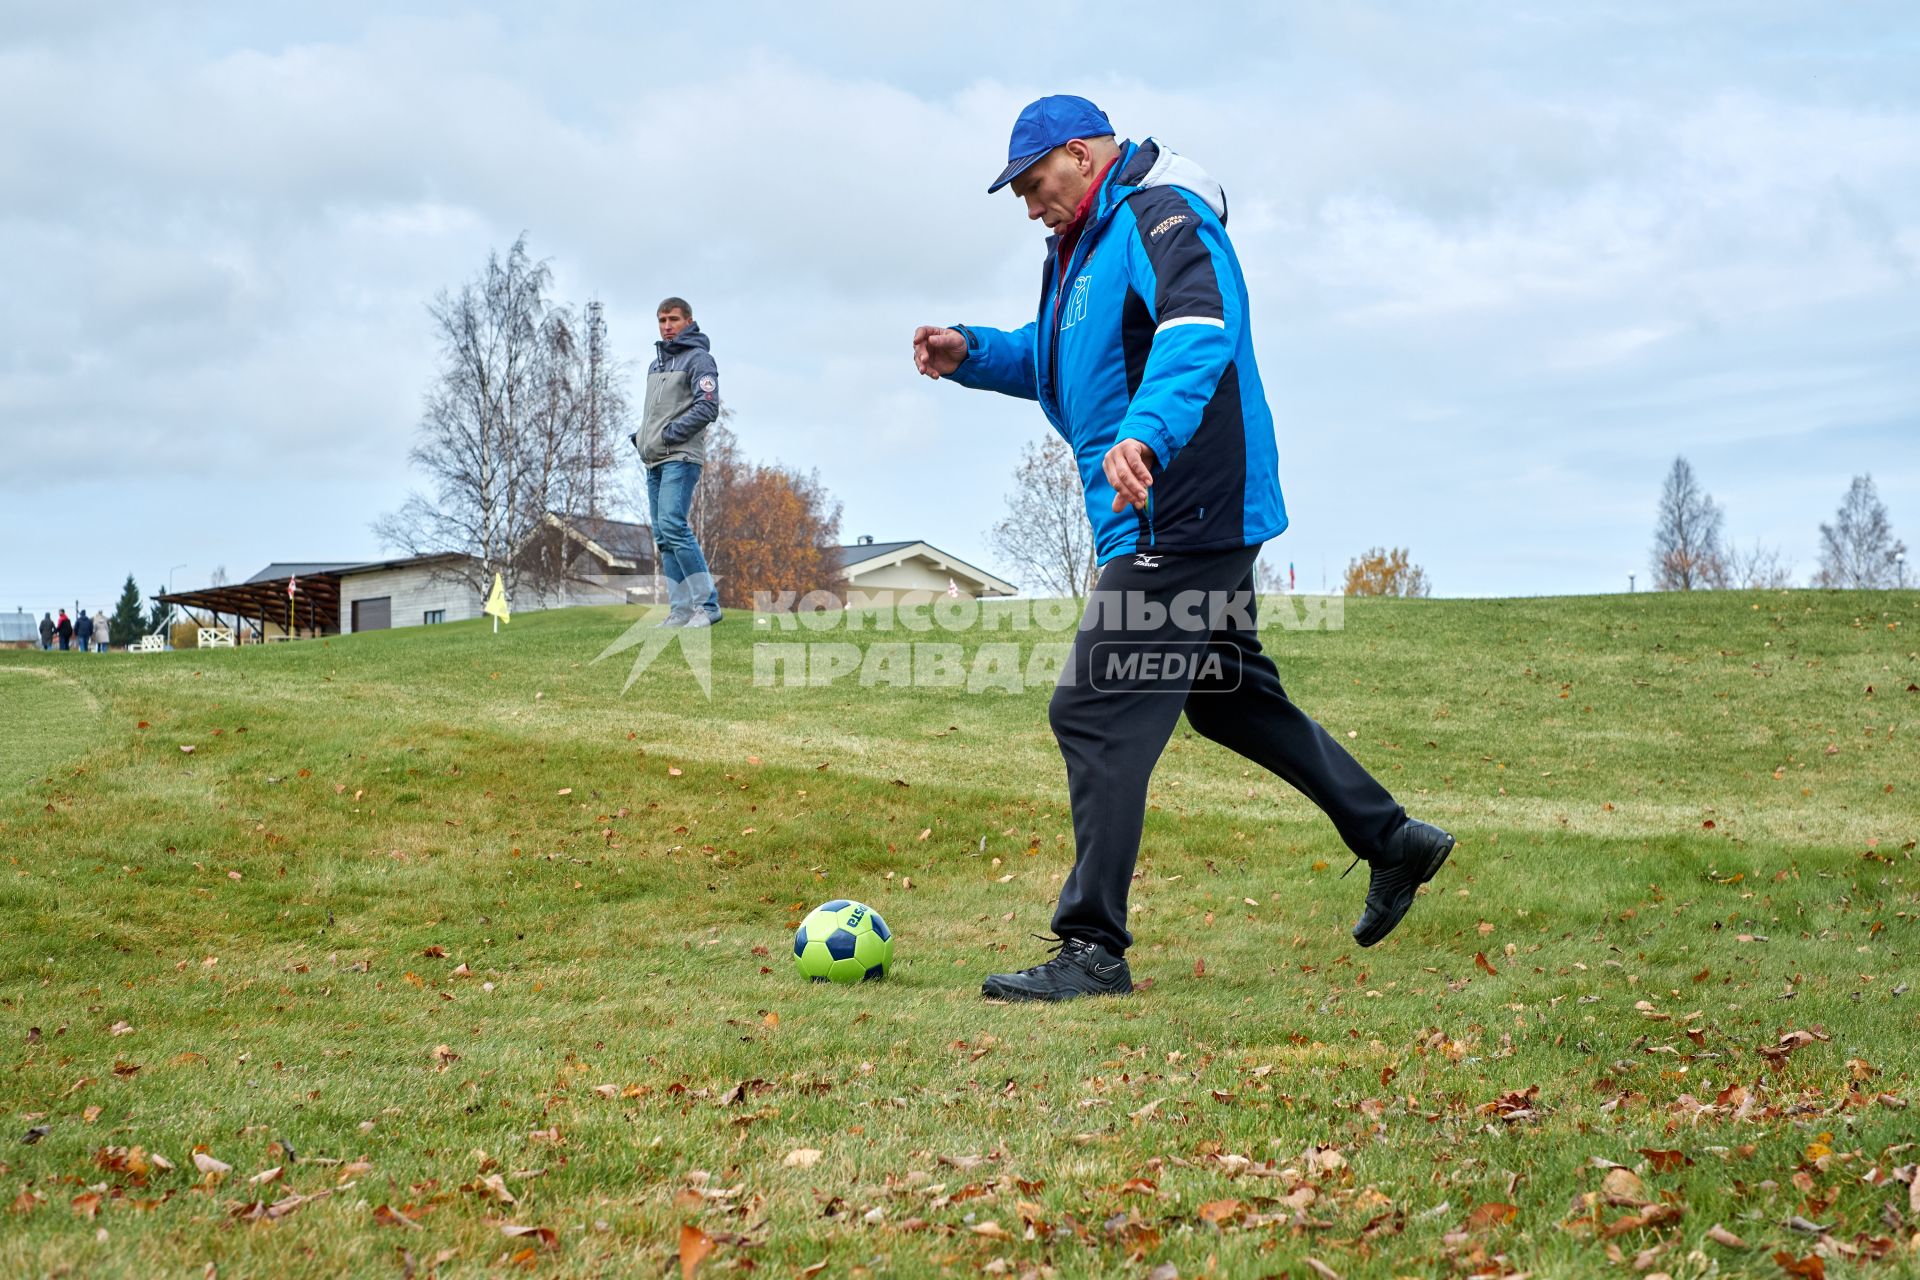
[1350,818,1455,948]
[981,937,1132,1002]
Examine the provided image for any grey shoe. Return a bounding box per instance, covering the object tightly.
[682,612,716,629]
[658,612,692,629]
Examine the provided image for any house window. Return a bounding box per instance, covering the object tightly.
[423,609,446,625]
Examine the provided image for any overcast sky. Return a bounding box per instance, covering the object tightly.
[3,1,1916,611]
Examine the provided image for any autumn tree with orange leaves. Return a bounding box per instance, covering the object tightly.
[687,419,844,609]
[1343,546,1431,597]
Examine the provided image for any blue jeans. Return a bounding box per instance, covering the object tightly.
[646,460,720,619]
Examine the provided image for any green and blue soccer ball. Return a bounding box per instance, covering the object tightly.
[793,899,892,984]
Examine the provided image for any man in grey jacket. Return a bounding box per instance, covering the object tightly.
[632,296,722,626]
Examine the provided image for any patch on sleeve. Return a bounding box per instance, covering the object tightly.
[1149,213,1189,238]
[697,375,716,395]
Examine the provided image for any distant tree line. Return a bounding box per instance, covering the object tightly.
[1653,457,1907,590]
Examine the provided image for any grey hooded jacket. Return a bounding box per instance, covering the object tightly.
[634,323,719,467]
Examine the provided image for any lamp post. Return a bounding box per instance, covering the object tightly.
[1628,573,1636,593]
[165,563,187,649]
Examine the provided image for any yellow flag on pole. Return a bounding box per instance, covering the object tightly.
[483,572,510,626]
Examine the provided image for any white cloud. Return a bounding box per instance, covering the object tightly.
[1,2,1916,606]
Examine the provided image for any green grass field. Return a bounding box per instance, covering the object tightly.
[2,590,1917,1279]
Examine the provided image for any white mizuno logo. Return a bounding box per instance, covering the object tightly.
[1133,554,1161,568]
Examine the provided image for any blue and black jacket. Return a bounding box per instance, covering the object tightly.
[950,139,1287,566]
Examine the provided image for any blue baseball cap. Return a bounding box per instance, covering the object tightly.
[988,94,1115,193]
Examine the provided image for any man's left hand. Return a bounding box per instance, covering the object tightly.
[1104,438,1156,511]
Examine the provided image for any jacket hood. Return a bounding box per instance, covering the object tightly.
[1105,138,1228,224]
[655,322,710,357]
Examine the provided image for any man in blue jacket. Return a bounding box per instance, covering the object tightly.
[914,95,1455,1001]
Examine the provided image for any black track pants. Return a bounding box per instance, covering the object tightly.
[1047,543,1406,955]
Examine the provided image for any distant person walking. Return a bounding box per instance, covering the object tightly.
[94,612,110,653]
[38,612,54,650]
[55,610,73,651]
[631,296,723,627]
[74,610,93,653]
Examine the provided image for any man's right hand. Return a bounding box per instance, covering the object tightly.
[912,326,967,379]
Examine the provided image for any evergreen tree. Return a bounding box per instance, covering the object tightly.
[110,575,147,643]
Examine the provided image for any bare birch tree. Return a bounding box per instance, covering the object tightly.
[1725,541,1794,589]
[1651,456,1728,590]
[989,433,1096,598]
[375,237,630,603]
[1815,474,1907,589]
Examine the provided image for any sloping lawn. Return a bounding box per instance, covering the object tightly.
[1,589,1916,1277]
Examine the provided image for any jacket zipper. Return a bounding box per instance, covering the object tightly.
[1045,226,1099,420]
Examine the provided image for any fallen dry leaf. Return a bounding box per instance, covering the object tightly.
[193,1150,232,1178]
[1773,1251,1826,1280]
[1474,951,1499,976]
[1601,1167,1646,1206]
[1637,1148,1690,1173]
[1758,1028,1830,1063]
[678,1222,712,1278]
[468,1173,515,1205]
[1465,1201,1517,1230]
[1304,1144,1347,1175]
[372,1204,421,1230]
[1197,1198,1242,1226]
[1706,1223,1749,1249]
[501,1223,558,1249]
[71,1191,102,1220]
[783,1148,823,1169]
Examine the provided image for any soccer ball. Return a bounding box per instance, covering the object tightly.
[793,899,893,984]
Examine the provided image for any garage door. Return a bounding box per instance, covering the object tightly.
[352,597,391,632]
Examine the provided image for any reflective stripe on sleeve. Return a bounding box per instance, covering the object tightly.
[1154,316,1227,334]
